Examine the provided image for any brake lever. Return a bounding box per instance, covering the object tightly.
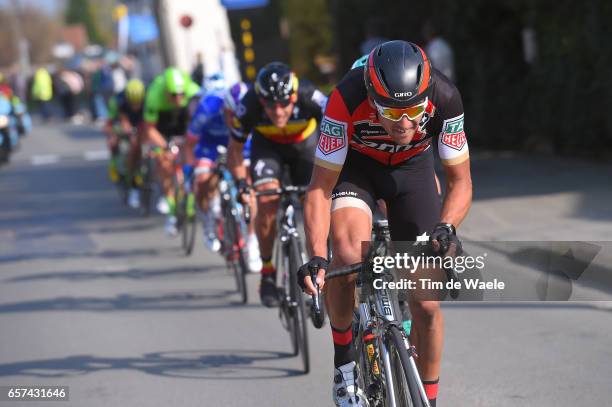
[309,265,325,328]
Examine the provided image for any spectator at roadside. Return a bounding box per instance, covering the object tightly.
[31,67,53,121]
[360,17,389,55]
[191,52,205,86]
[56,69,84,124]
[422,20,455,83]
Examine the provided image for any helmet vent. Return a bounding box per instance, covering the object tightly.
[377,47,383,56]
[410,44,418,54]
[379,69,389,90]
[416,65,422,84]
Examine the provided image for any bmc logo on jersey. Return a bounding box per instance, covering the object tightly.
[318,117,346,155]
[440,115,466,151]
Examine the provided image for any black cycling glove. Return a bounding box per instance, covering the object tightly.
[430,223,463,257]
[236,178,250,200]
[297,256,330,291]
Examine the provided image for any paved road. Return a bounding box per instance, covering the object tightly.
[1,123,611,406]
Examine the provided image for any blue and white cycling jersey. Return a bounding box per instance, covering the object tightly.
[188,90,251,161]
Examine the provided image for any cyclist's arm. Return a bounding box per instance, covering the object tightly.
[104,96,119,136]
[440,159,472,227]
[118,113,132,134]
[143,121,167,149]
[304,164,339,259]
[143,87,167,149]
[184,132,198,166]
[437,90,472,228]
[226,93,255,181]
[305,87,350,259]
[228,137,247,180]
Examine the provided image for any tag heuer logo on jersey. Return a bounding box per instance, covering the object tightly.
[440,115,466,151]
[318,117,346,155]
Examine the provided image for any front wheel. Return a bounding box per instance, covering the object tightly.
[225,208,248,304]
[383,325,428,407]
[289,236,309,374]
[181,192,196,255]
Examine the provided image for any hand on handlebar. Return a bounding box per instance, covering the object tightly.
[236,178,251,204]
[298,256,329,295]
[430,223,463,257]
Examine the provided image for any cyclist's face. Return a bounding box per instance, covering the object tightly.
[378,112,423,145]
[263,102,294,128]
[167,91,184,107]
[129,100,142,111]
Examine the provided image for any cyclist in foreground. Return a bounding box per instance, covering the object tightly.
[143,67,200,235]
[105,78,146,208]
[184,75,262,270]
[300,40,472,406]
[227,62,328,307]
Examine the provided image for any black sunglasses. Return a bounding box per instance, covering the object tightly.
[260,98,292,108]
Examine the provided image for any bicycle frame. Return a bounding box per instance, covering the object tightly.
[354,223,430,407]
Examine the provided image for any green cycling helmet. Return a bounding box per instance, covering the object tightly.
[125,79,145,104]
[164,67,186,94]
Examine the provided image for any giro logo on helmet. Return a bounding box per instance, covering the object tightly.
[394,92,413,98]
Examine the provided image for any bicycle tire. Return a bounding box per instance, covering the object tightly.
[384,325,427,407]
[140,158,153,217]
[280,243,299,357]
[182,194,196,256]
[226,209,247,303]
[174,181,184,230]
[289,236,310,374]
[233,211,249,304]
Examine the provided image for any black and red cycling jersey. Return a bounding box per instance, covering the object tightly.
[315,66,469,170]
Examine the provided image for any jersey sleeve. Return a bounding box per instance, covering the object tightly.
[230,89,257,143]
[437,88,469,166]
[187,101,207,139]
[185,78,201,102]
[143,79,161,123]
[314,88,352,172]
[299,81,328,120]
[107,95,118,121]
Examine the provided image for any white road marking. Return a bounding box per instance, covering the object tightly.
[84,150,110,161]
[31,155,59,166]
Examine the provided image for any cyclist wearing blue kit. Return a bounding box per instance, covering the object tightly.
[186,77,261,270]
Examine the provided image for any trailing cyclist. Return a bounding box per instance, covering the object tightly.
[105,78,146,208]
[227,62,328,307]
[299,40,473,406]
[184,75,262,271]
[143,67,200,235]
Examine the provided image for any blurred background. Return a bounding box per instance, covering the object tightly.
[1,0,611,155]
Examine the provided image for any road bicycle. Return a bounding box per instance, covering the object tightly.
[168,137,197,255]
[311,219,435,406]
[214,145,249,304]
[257,184,311,373]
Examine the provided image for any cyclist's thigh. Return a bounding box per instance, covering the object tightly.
[194,158,215,184]
[287,136,317,186]
[250,134,282,188]
[385,150,441,241]
[330,152,377,264]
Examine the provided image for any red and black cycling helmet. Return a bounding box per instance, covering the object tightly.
[254,62,298,103]
[364,40,432,108]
